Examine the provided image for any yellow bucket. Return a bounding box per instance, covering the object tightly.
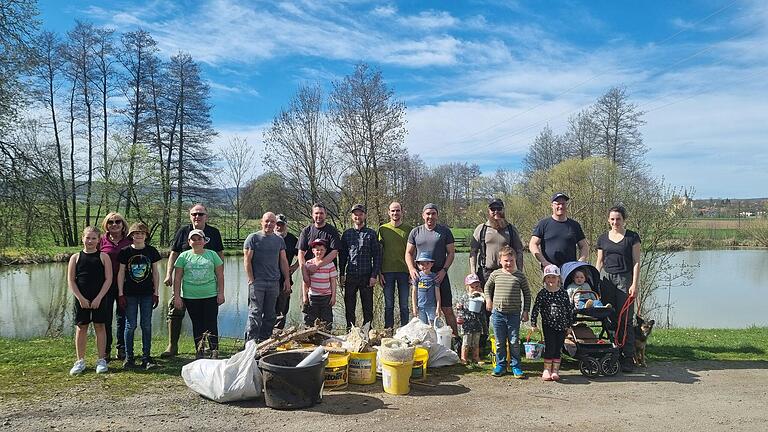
[410,347,429,382]
[382,359,413,395]
[489,335,511,366]
[348,351,377,385]
[324,353,350,389]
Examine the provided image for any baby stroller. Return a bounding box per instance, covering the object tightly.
[561,261,621,377]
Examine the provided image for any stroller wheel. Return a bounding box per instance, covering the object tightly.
[579,357,600,378]
[600,354,620,376]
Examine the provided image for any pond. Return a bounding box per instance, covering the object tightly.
[1,250,766,338]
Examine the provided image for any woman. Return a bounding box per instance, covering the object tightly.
[99,212,132,360]
[595,206,641,373]
[173,229,225,359]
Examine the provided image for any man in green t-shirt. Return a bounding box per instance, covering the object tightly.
[377,202,413,328]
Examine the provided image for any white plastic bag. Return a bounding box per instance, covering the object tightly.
[422,340,460,367]
[394,317,437,345]
[181,339,262,403]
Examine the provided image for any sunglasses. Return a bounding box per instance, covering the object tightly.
[489,206,504,212]
[107,220,123,225]
[190,212,207,217]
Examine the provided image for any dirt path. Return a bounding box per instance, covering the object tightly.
[3,361,767,432]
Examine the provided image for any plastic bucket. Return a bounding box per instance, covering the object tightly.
[524,342,545,360]
[434,317,453,349]
[467,296,484,313]
[382,359,414,395]
[489,335,511,366]
[324,353,350,389]
[349,351,377,385]
[258,351,327,410]
[410,347,429,382]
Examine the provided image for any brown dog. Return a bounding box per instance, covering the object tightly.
[634,316,655,367]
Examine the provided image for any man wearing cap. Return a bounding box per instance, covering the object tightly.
[273,214,299,330]
[377,201,413,328]
[406,203,459,336]
[243,212,291,342]
[529,193,589,269]
[339,204,381,330]
[297,203,341,286]
[161,203,224,358]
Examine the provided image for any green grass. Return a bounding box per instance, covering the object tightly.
[2,327,766,401]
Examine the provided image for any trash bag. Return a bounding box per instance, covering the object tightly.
[422,340,459,367]
[394,317,437,345]
[181,339,262,403]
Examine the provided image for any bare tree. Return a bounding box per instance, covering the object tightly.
[522,125,566,174]
[0,0,38,129]
[564,109,597,160]
[592,86,647,169]
[217,136,257,239]
[91,26,116,215]
[329,63,406,225]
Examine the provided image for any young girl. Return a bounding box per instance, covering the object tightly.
[173,229,225,359]
[455,273,484,364]
[67,226,113,375]
[118,222,161,369]
[410,251,440,325]
[531,264,573,381]
[302,238,337,330]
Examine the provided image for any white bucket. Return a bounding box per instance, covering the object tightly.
[467,296,484,313]
[433,316,453,349]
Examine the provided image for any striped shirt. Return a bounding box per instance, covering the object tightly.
[308,260,338,296]
[484,269,531,314]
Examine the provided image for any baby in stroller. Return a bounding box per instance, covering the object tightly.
[566,268,611,310]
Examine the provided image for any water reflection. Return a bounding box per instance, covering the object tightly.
[1,250,767,338]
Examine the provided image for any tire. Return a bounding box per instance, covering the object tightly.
[600,354,620,376]
[579,357,600,378]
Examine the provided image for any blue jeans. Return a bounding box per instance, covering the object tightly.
[418,306,436,325]
[383,272,410,328]
[491,309,521,369]
[124,294,153,359]
[246,280,280,341]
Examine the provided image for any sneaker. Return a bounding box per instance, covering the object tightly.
[117,348,126,361]
[69,359,86,376]
[541,368,552,381]
[492,365,506,377]
[95,358,108,374]
[511,366,525,379]
[140,357,157,370]
[551,371,561,381]
[123,357,136,370]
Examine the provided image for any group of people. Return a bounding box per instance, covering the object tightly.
[67,193,642,380]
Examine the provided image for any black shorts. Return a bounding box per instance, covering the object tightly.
[438,274,452,307]
[73,297,110,325]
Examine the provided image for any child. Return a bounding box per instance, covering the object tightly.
[455,273,484,364]
[485,246,530,378]
[566,268,610,310]
[302,238,337,330]
[410,251,441,325]
[531,264,573,382]
[117,222,161,370]
[67,226,113,375]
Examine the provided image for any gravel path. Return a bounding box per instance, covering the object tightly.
[3,360,767,432]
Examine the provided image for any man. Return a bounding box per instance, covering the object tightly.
[469,198,524,285]
[161,203,224,358]
[529,192,589,268]
[406,203,459,336]
[243,212,291,342]
[339,204,381,330]
[273,214,299,330]
[377,202,412,328]
[297,203,341,286]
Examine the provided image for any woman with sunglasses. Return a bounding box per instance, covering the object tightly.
[99,212,133,361]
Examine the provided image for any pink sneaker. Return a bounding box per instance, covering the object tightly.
[551,371,561,381]
[541,368,552,381]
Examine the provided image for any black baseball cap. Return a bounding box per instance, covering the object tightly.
[488,198,504,208]
[551,192,570,202]
[350,204,366,213]
[276,214,288,225]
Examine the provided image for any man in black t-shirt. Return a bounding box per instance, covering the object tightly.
[297,203,341,287]
[529,193,589,268]
[160,203,224,358]
[273,213,299,329]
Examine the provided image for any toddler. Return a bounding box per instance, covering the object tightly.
[566,268,610,309]
[302,238,337,330]
[455,273,484,364]
[410,251,441,325]
[531,265,573,381]
[67,226,113,375]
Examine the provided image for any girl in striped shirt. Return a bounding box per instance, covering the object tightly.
[302,239,337,329]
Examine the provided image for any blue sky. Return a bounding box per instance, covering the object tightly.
[38,0,768,198]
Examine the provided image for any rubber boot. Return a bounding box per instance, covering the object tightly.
[160,318,182,358]
[542,360,553,381]
[551,359,561,381]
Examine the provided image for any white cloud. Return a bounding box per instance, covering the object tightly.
[397,10,458,30]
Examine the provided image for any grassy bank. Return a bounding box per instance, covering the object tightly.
[1,327,765,401]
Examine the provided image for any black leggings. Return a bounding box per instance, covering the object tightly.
[543,326,566,360]
[344,276,374,329]
[184,296,219,351]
